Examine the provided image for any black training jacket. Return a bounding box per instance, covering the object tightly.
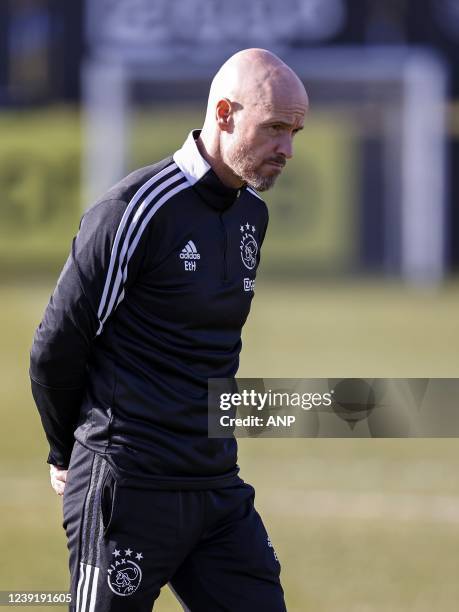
[29,130,268,489]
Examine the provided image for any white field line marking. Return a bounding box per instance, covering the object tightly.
[2,480,459,524]
[263,489,459,524]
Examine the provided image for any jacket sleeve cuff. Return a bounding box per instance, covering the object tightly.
[47,449,73,470]
[30,376,84,471]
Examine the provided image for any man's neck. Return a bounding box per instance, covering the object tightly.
[196,133,244,190]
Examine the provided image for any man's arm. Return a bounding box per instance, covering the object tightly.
[29,198,145,469]
[29,240,96,468]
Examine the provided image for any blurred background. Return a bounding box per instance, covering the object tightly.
[1,1,459,610]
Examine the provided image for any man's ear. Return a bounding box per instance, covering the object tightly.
[215,98,233,132]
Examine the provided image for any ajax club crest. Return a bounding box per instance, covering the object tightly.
[240,222,258,270]
[107,547,143,596]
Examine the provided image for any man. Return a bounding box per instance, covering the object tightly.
[30,48,308,611]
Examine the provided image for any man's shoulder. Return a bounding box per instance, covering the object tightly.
[80,155,188,231]
[244,186,268,218]
[97,155,177,206]
[246,186,265,203]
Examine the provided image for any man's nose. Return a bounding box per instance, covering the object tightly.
[276,134,293,159]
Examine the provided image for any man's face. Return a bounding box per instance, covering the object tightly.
[224,97,306,192]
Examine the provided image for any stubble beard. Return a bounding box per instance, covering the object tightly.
[225,140,280,192]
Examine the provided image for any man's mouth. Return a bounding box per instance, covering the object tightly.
[265,161,285,171]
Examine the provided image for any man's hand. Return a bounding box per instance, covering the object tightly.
[50,464,68,496]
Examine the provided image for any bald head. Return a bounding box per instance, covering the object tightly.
[198,48,308,191]
[204,48,308,127]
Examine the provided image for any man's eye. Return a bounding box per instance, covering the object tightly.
[269,125,283,132]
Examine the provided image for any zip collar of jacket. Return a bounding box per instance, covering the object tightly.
[173,129,245,211]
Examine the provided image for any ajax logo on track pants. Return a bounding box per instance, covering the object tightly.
[62,442,286,612]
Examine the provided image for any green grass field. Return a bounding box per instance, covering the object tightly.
[1,279,459,611]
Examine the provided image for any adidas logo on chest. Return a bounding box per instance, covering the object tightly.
[179,240,200,271]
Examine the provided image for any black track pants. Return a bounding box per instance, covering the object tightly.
[62,442,286,611]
